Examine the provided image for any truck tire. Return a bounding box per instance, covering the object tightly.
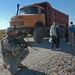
[33,27,44,43]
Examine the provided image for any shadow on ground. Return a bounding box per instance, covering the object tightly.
[32,38,75,56]
[15,67,48,75]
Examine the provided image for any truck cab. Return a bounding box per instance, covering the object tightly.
[10,4,45,43]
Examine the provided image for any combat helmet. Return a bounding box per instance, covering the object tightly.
[6,26,15,33]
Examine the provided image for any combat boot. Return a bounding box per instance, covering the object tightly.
[17,63,27,68]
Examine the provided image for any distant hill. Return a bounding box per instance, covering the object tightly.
[0,30,5,41]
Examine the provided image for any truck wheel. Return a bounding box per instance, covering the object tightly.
[33,27,44,43]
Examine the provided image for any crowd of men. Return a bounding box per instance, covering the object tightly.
[49,21,75,50]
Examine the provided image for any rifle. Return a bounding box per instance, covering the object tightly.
[26,38,38,51]
[14,36,38,51]
[14,26,38,51]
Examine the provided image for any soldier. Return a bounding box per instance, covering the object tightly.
[1,26,29,75]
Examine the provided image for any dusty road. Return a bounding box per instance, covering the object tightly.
[0,37,75,75]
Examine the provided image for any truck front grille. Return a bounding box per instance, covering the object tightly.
[10,21,24,26]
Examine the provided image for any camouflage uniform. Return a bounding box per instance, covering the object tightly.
[1,26,29,74]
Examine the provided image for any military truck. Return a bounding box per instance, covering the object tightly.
[10,1,69,43]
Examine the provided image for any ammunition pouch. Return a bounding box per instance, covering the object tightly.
[12,49,20,57]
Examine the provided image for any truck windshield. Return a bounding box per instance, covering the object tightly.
[20,6,38,14]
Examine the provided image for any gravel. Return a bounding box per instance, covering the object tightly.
[0,37,75,75]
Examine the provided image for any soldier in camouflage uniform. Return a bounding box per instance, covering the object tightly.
[1,26,29,75]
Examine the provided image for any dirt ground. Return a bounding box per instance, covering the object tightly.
[0,37,75,75]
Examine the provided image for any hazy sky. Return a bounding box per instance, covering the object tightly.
[0,0,75,29]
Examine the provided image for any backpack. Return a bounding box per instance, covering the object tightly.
[69,25,75,33]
